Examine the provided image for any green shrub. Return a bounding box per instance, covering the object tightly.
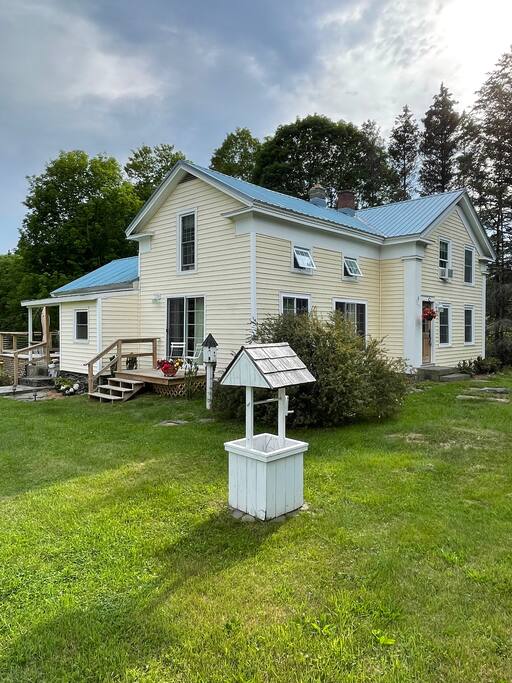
[0,371,12,386]
[457,356,502,376]
[213,312,408,428]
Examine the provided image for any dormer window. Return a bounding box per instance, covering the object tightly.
[343,256,363,278]
[293,246,316,271]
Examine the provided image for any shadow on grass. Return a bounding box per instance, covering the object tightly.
[0,511,278,682]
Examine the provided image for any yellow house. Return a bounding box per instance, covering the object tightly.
[22,161,495,392]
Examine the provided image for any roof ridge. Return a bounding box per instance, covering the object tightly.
[357,188,465,213]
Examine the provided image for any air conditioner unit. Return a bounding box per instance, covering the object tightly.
[439,267,453,280]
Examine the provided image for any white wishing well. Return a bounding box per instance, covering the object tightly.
[220,343,315,520]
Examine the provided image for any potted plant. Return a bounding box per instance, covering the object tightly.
[422,306,437,321]
[156,358,183,377]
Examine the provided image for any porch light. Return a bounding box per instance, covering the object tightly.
[151,293,162,303]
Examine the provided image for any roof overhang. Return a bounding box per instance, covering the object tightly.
[51,280,138,297]
[21,288,137,308]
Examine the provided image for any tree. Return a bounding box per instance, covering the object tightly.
[18,151,141,295]
[388,105,419,199]
[252,114,399,208]
[472,49,512,359]
[419,84,460,194]
[125,143,186,201]
[359,120,400,206]
[210,127,261,181]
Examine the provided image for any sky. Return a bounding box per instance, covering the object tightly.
[0,0,511,253]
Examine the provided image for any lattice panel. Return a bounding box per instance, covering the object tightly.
[152,378,206,398]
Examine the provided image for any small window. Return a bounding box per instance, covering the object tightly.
[464,307,474,344]
[282,295,310,315]
[335,301,366,337]
[179,212,196,272]
[464,247,474,284]
[438,306,450,345]
[293,246,316,271]
[439,240,450,269]
[75,310,88,341]
[343,257,363,278]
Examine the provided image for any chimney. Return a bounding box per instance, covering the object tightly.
[309,183,327,208]
[337,190,356,216]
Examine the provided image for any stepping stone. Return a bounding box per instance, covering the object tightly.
[457,394,509,403]
[157,419,189,426]
[440,373,471,382]
[232,509,244,519]
[471,387,509,394]
[240,514,255,522]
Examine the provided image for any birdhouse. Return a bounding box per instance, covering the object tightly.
[202,333,218,364]
[220,343,315,520]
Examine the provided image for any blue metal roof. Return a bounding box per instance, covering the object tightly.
[192,164,384,237]
[356,189,465,237]
[52,256,138,295]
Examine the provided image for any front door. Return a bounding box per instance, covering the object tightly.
[422,301,432,364]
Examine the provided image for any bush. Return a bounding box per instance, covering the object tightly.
[0,371,12,386]
[213,312,408,428]
[457,356,502,376]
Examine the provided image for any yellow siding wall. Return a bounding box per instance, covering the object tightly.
[380,259,404,358]
[138,178,251,369]
[101,294,141,348]
[255,234,381,337]
[422,209,484,365]
[59,300,97,374]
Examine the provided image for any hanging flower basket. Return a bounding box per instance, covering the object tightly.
[422,306,437,321]
[156,358,183,377]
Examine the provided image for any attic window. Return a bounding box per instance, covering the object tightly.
[343,256,363,278]
[293,246,316,271]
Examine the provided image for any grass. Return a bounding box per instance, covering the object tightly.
[1,376,512,682]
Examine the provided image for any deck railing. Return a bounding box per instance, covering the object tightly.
[85,337,159,394]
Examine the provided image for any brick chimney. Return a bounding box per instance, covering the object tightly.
[337,190,356,215]
[309,183,327,208]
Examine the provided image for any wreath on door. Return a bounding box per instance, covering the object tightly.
[422,306,437,321]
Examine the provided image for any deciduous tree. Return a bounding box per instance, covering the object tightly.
[125,143,185,201]
[210,127,261,181]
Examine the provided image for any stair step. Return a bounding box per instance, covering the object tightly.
[89,391,123,401]
[98,384,135,393]
[108,378,144,387]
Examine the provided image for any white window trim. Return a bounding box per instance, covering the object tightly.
[291,244,316,275]
[342,255,363,280]
[279,292,311,314]
[438,237,452,279]
[176,208,198,275]
[332,298,368,341]
[464,305,476,346]
[165,293,207,358]
[437,303,452,347]
[74,308,89,343]
[463,245,475,286]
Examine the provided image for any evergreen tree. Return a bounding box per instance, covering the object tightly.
[125,144,185,201]
[388,105,419,199]
[359,120,400,205]
[419,84,460,194]
[473,49,512,359]
[210,127,261,181]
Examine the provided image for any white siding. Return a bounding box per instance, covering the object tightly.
[422,209,484,365]
[59,300,97,374]
[380,258,405,358]
[137,177,252,370]
[101,293,141,348]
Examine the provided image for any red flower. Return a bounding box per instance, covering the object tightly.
[422,307,437,321]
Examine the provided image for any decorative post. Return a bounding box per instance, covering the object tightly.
[202,333,218,410]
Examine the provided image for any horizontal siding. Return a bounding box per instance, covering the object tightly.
[138,178,252,370]
[256,234,381,338]
[422,209,484,365]
[101,294,141,348]
[380,259,404,358]
[59,301,97,375]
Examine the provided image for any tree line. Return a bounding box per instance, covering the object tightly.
[0,49,510,360]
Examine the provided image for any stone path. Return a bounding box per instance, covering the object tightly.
[457,386,510,404]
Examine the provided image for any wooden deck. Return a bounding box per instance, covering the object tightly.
[115,367,206,386]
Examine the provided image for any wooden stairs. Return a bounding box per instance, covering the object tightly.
[89,377,144,403]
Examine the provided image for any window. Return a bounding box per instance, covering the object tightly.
[75,310,88,341]
[439,240,450,269]
[167,296,205,358]
[281,295,310,315]
[438,305,450,345]
[334,300,366,337]
[293,246,316,271]
[464,307,474,344]
[343,256,363,278]
[464,247,475,284]
[179,212,196,272]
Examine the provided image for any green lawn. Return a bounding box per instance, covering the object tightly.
[1,376,512,682]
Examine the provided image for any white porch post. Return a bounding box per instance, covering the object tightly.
[403,256,423,369]
[28,307,33,361]
[481,263,488,358]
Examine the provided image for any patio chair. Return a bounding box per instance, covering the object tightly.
[169,342,185,359]
[184,343,203,369]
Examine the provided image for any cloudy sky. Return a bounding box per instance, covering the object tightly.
[0,0,510,253]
